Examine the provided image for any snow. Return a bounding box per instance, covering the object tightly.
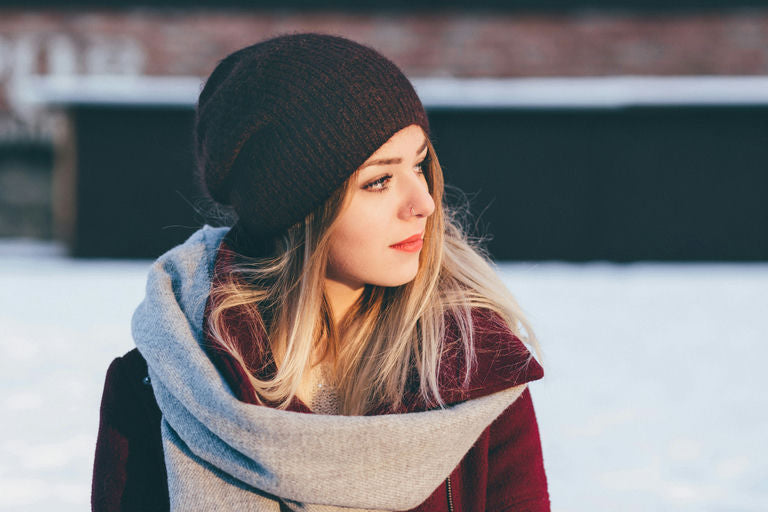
[1,239,766,511]
[503,262,768,511]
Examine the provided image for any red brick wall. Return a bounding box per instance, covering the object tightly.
[1,8,766,238]
[1,9,767,115]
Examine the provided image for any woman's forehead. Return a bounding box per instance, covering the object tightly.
[360,127,428,169]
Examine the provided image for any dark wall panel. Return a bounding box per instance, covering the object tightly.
[67,104,768,261]
[72,106,199,258]
[430,106,768,261]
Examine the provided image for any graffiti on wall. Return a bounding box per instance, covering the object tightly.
[0,32,146,140]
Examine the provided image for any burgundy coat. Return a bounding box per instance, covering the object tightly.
[91,242,550,512]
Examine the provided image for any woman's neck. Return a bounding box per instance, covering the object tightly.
[324,277,364,327]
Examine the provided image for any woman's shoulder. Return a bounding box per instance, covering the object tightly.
[93,349,168,510]
[105,348,151,392]
[99,348,162,430]
[439,307,544,403]
[110,347,148,375]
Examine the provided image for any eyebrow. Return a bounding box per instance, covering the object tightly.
[359,137,428,170]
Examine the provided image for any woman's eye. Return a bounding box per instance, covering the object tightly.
[363,159,426,193]
[415,155,429,174]
[363,174,392,193]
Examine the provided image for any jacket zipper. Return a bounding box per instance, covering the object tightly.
[445,476,454,512]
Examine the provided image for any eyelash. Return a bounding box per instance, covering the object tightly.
[363,159,428,193]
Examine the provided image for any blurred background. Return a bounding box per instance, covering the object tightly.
[1,1,767,510]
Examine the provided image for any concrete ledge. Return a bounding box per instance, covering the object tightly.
[9,74,768,110]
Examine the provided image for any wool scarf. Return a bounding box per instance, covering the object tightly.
[131,225,527,511]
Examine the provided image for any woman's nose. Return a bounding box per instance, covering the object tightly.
[404,177,435,219]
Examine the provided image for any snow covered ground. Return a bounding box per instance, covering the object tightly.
[1,237,766,511]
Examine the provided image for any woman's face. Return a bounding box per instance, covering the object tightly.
[326,124,435,292]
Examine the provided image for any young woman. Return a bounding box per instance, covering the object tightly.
[91,32,550,511]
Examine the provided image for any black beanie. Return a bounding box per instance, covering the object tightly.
[194,32,430,254]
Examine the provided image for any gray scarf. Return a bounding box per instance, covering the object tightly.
[131,225,527,511]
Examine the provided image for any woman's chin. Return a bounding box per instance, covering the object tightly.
[373,269,420,288]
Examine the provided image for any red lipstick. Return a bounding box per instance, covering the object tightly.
[390,232,424,253]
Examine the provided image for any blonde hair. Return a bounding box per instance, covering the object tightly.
[206,133,543,416]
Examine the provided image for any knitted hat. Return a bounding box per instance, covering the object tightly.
[194,32,430,255]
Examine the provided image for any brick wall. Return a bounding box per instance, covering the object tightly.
[1,9,767,105]
[1,8,766,238]
[2,8,768,135]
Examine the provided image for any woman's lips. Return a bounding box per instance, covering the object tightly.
[390,232,424,252]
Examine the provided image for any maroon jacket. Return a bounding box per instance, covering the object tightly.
[92,243,550,512]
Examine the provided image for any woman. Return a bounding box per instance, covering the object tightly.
[91,32,550,511]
